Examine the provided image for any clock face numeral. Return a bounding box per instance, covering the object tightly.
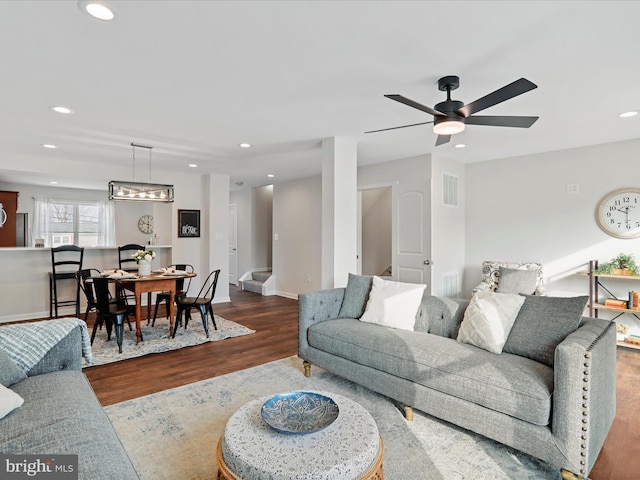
[596,188,640,239]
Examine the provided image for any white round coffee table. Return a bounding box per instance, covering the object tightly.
[216,391,384,480]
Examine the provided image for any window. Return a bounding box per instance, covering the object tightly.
[33,198,116,247]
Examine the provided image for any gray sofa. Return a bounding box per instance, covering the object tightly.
[0,320,139,480]
[299,283,617,479]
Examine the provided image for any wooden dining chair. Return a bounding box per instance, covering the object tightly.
[151,263,194,326]
[173,269,220,338]
[91,277,130,354]
[49,245,84,318]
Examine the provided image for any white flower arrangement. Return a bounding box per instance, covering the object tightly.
[132,249,155,263]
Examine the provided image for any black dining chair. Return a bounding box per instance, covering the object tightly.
[91,277,130,354]
[118,244,145,272]
[49,245,84,318]
[77,269,132,330]
[151,263,194,326]
[173,269,220,338]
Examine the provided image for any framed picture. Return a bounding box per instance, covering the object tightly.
[178,209,200,237]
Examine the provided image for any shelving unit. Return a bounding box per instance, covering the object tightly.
[582,259,640,350]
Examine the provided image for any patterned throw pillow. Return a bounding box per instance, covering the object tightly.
[457,291,526,354]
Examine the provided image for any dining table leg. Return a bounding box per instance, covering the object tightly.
[135,288,143,344]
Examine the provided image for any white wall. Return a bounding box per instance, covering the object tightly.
[431,155,466,297]
[465,138,640,332]
[272,175,323,298]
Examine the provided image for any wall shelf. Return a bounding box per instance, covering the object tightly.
[583,259,640,324]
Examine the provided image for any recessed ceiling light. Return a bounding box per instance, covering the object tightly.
[78,1,115,21]
[267,174,275,178]
[49,181,58,185]
[454,144,466,149]
[239,143,251,148]
[188,164,198,168]
[42,144,57,149]
[50,106,73,114]
[620,111,638,118]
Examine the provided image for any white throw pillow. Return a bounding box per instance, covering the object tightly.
[457,291,525,354]
[359,276,426,331]
[0,383,24,420]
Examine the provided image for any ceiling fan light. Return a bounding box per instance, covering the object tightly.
[433,119,465,136]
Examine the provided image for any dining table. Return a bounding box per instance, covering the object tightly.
[119,271,197,344]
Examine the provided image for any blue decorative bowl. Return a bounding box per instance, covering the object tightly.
[261,392,339,434]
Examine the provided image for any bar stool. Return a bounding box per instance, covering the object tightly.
[49,245,84,318]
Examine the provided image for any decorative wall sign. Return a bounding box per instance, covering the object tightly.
[178,209,200,237]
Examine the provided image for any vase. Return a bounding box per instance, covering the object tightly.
[617,332,626,342]
[138,260,151,276]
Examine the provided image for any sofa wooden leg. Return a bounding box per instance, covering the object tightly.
[303,360,311,377]
[560,469,582,480]
[403,405,414,421]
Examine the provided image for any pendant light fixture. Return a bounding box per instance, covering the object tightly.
[109,143,174,202]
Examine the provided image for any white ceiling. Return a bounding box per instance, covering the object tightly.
[1,1,639,191]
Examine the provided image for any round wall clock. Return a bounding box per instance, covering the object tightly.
[596,188,640,239]
[137,215,154,234]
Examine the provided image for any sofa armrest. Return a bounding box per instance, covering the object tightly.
[552,317,616,476]
[298,288,345,355]
[26,326,83,375]
[0,320,86,376]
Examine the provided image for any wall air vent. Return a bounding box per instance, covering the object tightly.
[443,172,459,207]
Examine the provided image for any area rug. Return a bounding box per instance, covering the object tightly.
[86,314,255,367]
[105,356,560,479]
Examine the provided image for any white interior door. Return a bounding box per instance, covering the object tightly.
[394,181,431,291]
[228,204,237,285]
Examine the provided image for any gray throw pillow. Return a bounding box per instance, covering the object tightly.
[0,347,27,387]
[503,294,588,366]
[496,267,538,295]
[338,273,373,319]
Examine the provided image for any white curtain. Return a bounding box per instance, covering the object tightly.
[97,201,116,246]
[32,197,116,247]
[32,197,53,246]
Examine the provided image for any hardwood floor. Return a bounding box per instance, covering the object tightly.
[79,286,636,479]
[84,286,299,406]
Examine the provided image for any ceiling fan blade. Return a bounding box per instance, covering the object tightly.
[464,115,539,128]
[365,120,434,134]
[457,78,537,117]
[435,134,451,146]
[385,94,444,117]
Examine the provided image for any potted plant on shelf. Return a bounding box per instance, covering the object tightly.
[595,253,638,276]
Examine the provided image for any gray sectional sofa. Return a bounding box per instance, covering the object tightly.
[299,278,617,479]
[0,320,139,480]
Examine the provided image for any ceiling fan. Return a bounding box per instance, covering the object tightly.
[367,76,539,146]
